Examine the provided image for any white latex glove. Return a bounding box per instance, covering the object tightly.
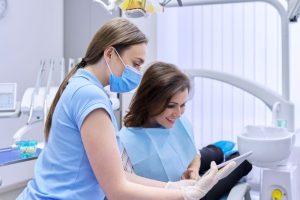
[165,179,197,190]
[182,161,236,200]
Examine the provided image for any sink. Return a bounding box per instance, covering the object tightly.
[237,125,295,168]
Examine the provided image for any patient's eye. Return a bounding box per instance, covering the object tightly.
[167,104,176,108]
[167,104,175,108]
[133,63,141,70]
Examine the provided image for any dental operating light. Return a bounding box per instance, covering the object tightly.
[94,0,163,18]
[94,0,300,21]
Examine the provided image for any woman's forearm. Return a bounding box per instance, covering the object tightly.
[125,171,166,188]
[189,154,201,170]
[110,180,184,200]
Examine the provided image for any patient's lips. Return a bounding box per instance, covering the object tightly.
[166,117,176,125]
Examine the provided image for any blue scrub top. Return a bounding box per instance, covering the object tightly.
[17,68,119,200]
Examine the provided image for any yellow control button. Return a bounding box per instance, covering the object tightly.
[272,189,283,200]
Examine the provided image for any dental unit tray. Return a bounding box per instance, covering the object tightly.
[0,147,42,166]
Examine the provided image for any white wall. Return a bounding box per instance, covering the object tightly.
[290,21,300,145]
[0,0,63,147]
[64,0,120,59]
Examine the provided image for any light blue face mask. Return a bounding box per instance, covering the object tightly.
[105,49,142,93]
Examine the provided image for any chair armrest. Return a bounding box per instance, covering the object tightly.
[227,183,251,200]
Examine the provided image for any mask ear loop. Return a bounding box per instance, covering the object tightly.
[104,56,113,75]
[114,48,142,75]
[114,48,127,67]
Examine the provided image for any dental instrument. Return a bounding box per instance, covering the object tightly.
[43,60,55,125]
[60,58,66,84]
[68,58,75,72]
[22,60,46,125]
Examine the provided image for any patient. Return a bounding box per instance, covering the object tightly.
[119,61,252,200]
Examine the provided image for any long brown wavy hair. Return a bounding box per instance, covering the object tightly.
[123,61,191,127]
[44,18,148,141]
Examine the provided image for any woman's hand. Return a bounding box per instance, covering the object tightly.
[181,161,236,200]
[182,154,201,180]
[181,168,200,180]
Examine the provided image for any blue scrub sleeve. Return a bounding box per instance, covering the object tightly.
[71,85,114,130]
[77,100,112,130]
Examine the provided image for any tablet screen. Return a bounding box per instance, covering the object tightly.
[203,151,253,180]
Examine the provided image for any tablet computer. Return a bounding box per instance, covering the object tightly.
[203,151,253,180]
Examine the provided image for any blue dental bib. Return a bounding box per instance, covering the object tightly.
[119,116,197,182]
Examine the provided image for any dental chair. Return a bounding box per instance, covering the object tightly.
[226,183,252,200]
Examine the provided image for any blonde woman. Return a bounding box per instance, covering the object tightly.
[17,18,235,200]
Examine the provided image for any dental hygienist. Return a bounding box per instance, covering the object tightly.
[17,18,235,200]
